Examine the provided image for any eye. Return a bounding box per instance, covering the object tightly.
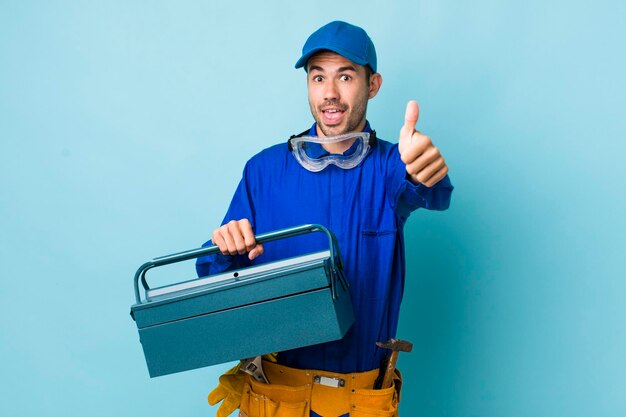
[312,75,323,82]
[339,74,352,81]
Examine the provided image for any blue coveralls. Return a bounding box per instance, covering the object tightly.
[196,121,453,374]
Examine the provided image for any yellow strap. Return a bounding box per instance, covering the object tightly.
[263,360,380,388]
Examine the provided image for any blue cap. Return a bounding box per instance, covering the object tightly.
[295,21,377,73]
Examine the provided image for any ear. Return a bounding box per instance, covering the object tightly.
[368,73,383,99]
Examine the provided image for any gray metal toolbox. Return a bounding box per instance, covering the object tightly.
[130,224,354,377]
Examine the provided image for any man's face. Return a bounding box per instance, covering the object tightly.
[307,51,381,137]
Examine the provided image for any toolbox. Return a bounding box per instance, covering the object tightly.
[130,224,354,378]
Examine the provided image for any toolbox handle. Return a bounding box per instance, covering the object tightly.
[133,224,345,304]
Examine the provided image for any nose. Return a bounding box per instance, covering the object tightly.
[323,80,339,102]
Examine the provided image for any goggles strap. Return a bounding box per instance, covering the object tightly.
[287,129,311,152]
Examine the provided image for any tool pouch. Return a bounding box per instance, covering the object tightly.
[240,377,309,417]
[349,370,401,417]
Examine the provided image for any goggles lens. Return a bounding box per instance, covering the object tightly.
[290,132,371,172]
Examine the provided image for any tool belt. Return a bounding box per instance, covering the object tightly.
[239,360,402,417]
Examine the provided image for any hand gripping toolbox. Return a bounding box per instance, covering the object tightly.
[130,224,355,377]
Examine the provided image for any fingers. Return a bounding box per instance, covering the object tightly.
[399,131,432,165]
[405,139,440,172]
[237,219,256,252]
[408,159,448,187]
[403,132,448,187]
[422,165,449,187]
[212,219,261,258]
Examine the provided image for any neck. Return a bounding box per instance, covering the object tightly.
[322,137,357,154]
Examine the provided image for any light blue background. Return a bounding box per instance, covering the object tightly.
[1,1,624,416]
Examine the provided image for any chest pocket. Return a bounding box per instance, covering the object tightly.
[361,229,396,237]
[360,208,397,236]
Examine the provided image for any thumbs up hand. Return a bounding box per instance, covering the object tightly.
[398,101,448,187]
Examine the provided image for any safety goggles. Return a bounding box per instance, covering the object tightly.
[289,132,374,172]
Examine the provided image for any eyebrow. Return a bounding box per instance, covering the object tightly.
[337,65,357,72]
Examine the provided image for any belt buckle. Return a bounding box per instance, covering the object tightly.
[313,375,345,388]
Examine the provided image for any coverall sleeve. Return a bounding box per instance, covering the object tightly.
[386,145,454,220]
[195,163,257,277]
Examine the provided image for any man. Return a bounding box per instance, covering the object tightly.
[197,21,453,417]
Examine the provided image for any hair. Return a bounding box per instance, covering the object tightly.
[364,65,373,84]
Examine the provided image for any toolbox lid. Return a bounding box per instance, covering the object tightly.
[131,250,332,328]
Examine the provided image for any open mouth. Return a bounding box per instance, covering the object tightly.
[321,108,345,125]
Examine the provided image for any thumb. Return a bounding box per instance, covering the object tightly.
[399,101,419,155]
[208,386,226,405]
[248,243,264,261]
[401,100,419,138]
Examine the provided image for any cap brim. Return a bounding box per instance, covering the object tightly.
[294,46,369,70]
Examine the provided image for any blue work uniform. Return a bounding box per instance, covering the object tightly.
[196,121,453,374]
